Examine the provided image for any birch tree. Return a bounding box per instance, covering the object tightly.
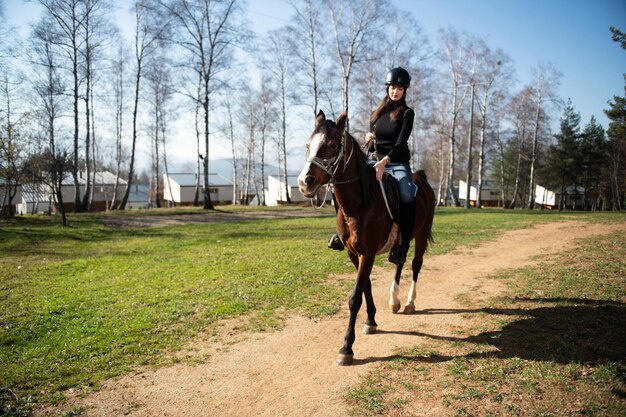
[117,0,168,210]
[439,28,471,206]
[324,0,387,129]
[36,0,87,211]
[474,48,510,208]
[166,0,250,210]
[287,0,324,118]
[261,29,290,203]
[109,44,128,209]
[525,62,561,209]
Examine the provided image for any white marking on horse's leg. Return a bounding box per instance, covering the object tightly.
[389,280,400,313]
[404,280,417,314]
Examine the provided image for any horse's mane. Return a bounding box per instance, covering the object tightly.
[347,133,378,208]
[315,120,378,208]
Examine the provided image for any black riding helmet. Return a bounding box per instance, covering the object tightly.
[385,67,411,88]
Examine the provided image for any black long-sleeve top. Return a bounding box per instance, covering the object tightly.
[369,103,414,164]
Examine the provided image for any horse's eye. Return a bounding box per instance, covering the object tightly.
[328,141,338,150]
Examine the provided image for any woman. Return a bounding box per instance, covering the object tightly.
[329,67,416,265]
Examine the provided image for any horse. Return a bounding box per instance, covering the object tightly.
[298,110,436,365]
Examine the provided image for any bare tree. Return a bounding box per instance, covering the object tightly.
[287,0,324,118]
[324,0,387,128]
[525,62,561,209]
[79,0,112,211]
[146,56,174,208]
[223,96,238,204]
[0,69,26,217]
[261,28,290,203]
[117,0,169,210]
[473,46,510,208]
[508,87,535,208]
[239,86,257,205]
[109,43,128,210]
[439,28,471,206]
[166,0,250,210]
[36,0,88,211]
[30,15,69,217]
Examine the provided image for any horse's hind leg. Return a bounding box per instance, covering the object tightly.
[404,253,424,314]
[389,262,403,313]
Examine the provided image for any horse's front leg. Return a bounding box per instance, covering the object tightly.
[362,265,377,335]
[337,253,375,366]
[389,262,403,313]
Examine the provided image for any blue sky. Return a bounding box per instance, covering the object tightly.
[6,0,626,134]
[249,0,625,130]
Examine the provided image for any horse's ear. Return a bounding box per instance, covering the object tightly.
[315,110,326,127]
[336,112,347,133]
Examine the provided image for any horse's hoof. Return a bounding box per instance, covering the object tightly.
[336,354,354,366]
[404,304,416,314]
[362,324,377,334]
[390,303,401,313]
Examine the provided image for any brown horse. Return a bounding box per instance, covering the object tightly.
[298,111,435,365]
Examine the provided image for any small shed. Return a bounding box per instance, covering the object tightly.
[163,173,232,205]
[458,180,502,207]
[265,175,311,206]
[534,184,556,208]
[18,183,52,214]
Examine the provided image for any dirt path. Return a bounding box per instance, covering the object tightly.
[50,221,624,417]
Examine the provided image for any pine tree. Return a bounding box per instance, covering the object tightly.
[580,116,606,210]
[547,99,581,210]
[604,92,626,209]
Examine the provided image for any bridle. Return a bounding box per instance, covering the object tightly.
[306,124,358,186]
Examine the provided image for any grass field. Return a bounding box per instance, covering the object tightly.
[0,207,624,416]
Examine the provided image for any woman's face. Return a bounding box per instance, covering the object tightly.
[388,84,405,102]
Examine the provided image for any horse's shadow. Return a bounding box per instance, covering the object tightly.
[357,298,626,376]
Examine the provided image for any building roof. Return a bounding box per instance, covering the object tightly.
[167,173,232,187]
[61,171,127,186]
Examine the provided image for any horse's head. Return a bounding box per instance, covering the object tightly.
[298,110,347,198]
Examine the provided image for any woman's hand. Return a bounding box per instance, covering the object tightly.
[373,156,390,181]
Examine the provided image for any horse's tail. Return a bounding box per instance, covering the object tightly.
[412,169,435,246]
[413,169,428,183]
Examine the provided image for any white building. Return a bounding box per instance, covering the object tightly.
[264,175,309,206]
[163,173,232,205]
[17,171,128,213]
[458,180,502,207]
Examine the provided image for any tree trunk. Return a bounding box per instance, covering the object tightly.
[464,84,476,209]
[526,99,542,209]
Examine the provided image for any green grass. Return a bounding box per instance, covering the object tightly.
[346,215,626,417]
[1,206,625,416]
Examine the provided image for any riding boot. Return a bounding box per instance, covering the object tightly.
[388,200,415,264]
[328,191,344,251]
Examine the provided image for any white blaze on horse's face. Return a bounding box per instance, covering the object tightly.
[298,132,326,198]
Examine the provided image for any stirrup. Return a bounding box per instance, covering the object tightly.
[388,244,406,265]
[328,233,344,251]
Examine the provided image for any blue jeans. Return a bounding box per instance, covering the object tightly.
[369,160,416,203]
